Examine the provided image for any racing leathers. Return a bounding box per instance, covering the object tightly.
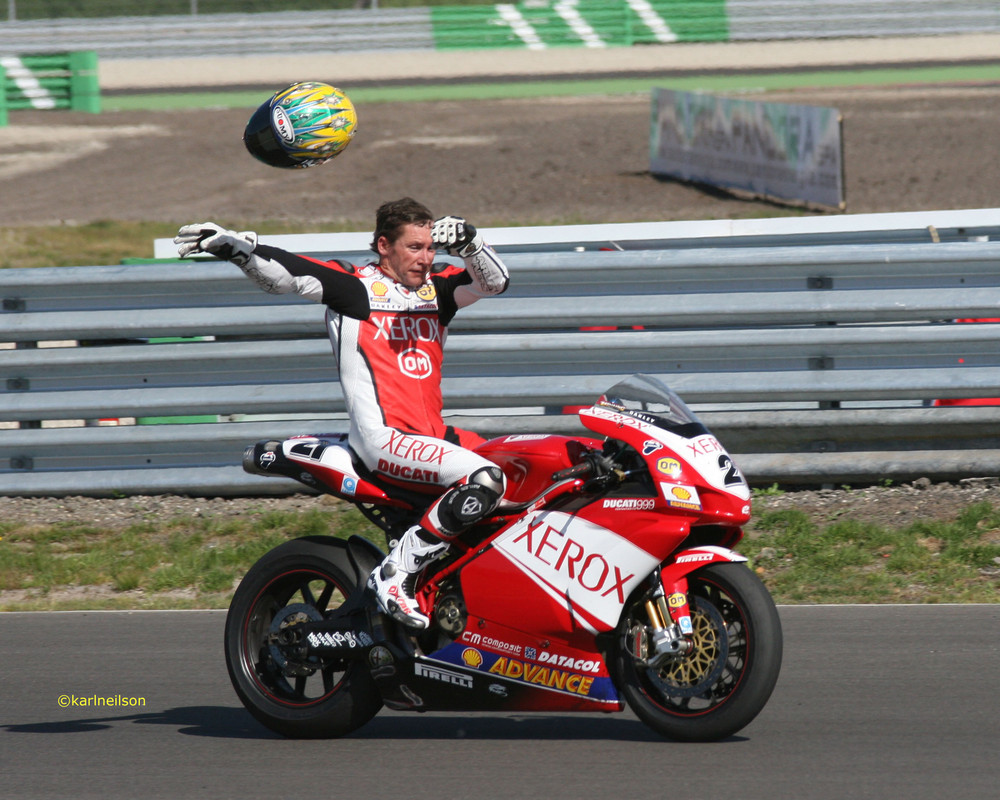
[200,229,510,628]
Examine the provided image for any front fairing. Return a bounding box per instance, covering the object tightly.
[579,375,751,525]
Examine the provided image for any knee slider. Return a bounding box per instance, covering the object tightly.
[470,465,505,497]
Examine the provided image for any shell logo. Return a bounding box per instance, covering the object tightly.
[671,486,692,501]
[371,281,389,296]
[462,648,484,668]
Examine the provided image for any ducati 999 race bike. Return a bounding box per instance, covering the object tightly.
[225,374,783,742]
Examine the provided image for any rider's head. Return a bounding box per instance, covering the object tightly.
[370,197,434,252]
[371,197,436,289]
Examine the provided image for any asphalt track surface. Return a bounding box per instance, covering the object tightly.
[4,605,998,799]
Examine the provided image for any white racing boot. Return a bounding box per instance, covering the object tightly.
[368,525,448,629]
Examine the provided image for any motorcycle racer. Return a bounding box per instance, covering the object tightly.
[175,197,510,628]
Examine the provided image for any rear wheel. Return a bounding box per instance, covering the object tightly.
[224,536,382,738]
[614,562,782,741]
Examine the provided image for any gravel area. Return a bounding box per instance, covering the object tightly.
[749,476,1000,532]
[3,476,1000,533]
[0,493,334,531]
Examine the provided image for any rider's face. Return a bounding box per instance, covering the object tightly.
[377,222,436,289]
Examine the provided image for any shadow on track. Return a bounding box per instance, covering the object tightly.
[2,705,748,743]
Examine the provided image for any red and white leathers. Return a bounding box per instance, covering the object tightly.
[175,216,509,628]
[233,239,510,534]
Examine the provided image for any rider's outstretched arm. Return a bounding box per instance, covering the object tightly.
[174,222,369,316]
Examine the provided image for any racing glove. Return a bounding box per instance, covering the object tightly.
[431,215,484,258]
[174,222,258,267]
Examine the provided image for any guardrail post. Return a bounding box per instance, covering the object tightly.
[68,50,100,114]
[13,342,40,429]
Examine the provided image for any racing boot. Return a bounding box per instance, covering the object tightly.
[368,525,448,629]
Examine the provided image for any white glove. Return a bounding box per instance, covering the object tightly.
[174,222,258,267]
[431,215,483,258]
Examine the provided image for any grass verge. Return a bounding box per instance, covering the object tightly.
[741,500,1000,604]
[0,220,365,270]
[0,503,382,611]
[2,499,998,611]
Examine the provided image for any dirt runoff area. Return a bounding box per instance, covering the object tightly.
[1,82,1000,227]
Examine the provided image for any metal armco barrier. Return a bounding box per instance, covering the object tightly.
[0,50,100,123]
[4,218,1000,496]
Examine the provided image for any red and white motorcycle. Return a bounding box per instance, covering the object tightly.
[225,374,782,741]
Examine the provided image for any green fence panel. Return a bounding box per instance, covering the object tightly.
[68,49,101,113]
[655,1,728,42]
[430,1,728,50]
[2,50,100,114]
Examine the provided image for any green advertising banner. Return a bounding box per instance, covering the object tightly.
[0,64,7,127]
[1,50,100,116]
[430,1,728,50]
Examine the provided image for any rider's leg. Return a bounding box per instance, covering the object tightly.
[368,464,506,628]
[367,525,449,629]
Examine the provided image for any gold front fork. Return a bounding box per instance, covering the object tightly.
[644,597,672,631]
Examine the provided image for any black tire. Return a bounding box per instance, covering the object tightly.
[614,562,782,742]
[224,536,383,738]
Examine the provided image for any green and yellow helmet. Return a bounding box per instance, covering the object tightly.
[243,81,357,169]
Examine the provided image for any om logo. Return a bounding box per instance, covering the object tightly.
[398,347,433,379]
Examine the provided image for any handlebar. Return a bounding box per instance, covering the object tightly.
[551,461,595,482]
[551,448,620,483]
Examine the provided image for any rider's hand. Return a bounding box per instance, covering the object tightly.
[431,215,484,258]
[174,223,257,267]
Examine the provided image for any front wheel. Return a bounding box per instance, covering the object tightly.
[224,536,383,738]
[614,562,782,742]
